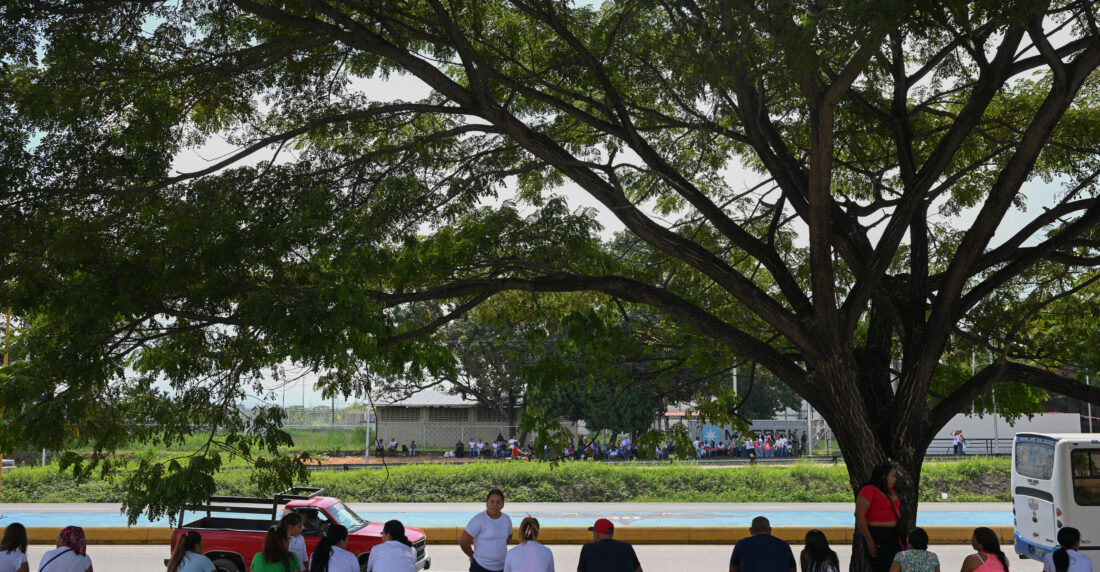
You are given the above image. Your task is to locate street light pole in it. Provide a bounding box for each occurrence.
[1089,374,1095,433]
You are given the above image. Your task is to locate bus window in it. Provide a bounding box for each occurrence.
[1071,449,1100,506]
[1016,441,1055,479]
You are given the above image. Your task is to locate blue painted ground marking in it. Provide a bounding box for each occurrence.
[0,510,1011,528]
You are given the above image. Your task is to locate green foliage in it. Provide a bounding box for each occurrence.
[0,458,1010,504]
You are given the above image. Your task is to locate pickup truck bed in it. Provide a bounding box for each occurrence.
[170,488,430,572]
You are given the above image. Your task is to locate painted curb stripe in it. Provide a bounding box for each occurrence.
[0,526,1011,545]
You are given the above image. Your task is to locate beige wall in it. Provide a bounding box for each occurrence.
[375,406,521,449]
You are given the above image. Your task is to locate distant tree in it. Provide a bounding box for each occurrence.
[373,313,534,436]
[734,364,804,421]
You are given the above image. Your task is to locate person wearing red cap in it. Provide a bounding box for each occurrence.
[577,518,642,572]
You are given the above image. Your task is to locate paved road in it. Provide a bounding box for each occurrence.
[21,542,1044,571]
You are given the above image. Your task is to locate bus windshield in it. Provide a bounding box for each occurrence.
[327,502,368,532]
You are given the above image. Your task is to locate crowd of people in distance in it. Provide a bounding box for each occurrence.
[377,429,816,462]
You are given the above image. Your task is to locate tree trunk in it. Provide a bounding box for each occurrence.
[812,365,928,572]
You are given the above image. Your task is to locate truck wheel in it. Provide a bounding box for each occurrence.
[212,558,241,572]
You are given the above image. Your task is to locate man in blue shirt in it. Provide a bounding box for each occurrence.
[730,516,797,572]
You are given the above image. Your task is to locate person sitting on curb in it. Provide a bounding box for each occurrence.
[730,516,796,572]
[577,518,642,572]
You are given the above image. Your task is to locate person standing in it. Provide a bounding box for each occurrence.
[503,517,554,572]
[577,518,642,572]
[459,488,512,572]
[891,528,939,572]
[1043,527,1091,572]
[39,526,93,572]
[855,462,904,572]
[0,522,28,572]
[281,511,308,571]
[729,516,796,572]
[364,521,416,572]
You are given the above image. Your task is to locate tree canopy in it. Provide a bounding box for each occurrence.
[4,1,1100,549]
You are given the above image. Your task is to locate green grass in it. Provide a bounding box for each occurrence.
[0,457,1011,504]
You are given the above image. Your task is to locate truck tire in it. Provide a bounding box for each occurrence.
[212,558,241,572]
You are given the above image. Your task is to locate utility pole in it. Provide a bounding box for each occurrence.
[989,351,998,454]
[3,297,10,496]
[1089,374,1095,433]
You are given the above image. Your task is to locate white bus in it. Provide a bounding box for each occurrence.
[1012,433,1100,561]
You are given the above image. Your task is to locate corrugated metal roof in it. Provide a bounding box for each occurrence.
[376,387,478,407]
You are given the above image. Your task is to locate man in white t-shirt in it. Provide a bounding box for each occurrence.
[459,488,512,572]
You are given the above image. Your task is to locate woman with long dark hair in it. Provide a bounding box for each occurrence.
[366,520,415,572]
[166,531,215,572]
[0,522,29,572]
[855,462,904,572]
[1042,527,1092,572]
[309,525,357,572]
[280,511,308,570]
[800,529,839,572]
[250,526,302,572]
[959,527,1009,572]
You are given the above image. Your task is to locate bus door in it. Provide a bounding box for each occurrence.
[1013,435,1057,559]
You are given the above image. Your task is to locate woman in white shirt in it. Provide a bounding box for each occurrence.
[1044,527,1093,572]
[365,521,416,572]
[0,522,29,572]
[460,489,512,572]
[308,525,359,572]
[504,517,554,572]
[38,525,92,572]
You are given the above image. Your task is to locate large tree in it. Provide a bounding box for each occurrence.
[4,0,1100,557]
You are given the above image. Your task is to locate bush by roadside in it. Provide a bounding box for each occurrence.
[0,457,1009,504]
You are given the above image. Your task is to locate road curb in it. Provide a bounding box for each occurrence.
[4,525,1010,545]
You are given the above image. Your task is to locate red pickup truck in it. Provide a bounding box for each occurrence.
[169,487,430,572]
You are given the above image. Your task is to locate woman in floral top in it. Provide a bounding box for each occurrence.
[891,528,941,572]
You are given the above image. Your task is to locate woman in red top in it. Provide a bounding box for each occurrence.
[855,462,903,572]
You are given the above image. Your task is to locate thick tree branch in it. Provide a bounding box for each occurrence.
[368,274,808,388]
